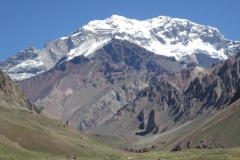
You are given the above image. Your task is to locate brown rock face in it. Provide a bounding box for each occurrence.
[230,88,240,105]
[93,52,240,137]
[94,38,180,75]
[172,85,240,151]
[136,109,158,136]
[0,68,38,112]
[18,39,184,132]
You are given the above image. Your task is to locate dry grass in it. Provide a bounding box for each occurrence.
[0,101,125,159]
[1,100,240,159]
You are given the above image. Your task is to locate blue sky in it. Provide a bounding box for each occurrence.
[0,0,240,61]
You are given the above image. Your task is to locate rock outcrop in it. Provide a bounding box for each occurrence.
[0,68,38,112]
[92,52,240,136]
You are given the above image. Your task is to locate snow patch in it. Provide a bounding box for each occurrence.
[66,37,111,60]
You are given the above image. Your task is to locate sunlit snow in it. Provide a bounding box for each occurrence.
[63,15,236,61]
[1,15,240,81]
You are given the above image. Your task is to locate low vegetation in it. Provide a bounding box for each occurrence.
[1,101,240,159]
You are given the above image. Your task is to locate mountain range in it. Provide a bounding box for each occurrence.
[17,41,240,150]
[0,15,239,81]
[1,15,240,157]
[18,39,184,131]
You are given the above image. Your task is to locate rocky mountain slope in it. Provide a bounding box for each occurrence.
[2,65,240,160]
[2,97,240,160]
[1,15,239,81]
[171,89,240,151]
[91,51,240,140]
[16,36,240,150]
[18,39,184,132]
[0,68,38,112]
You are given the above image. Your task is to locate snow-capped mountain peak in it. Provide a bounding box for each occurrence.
[1,15,239,81]
[69,15,235,61]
